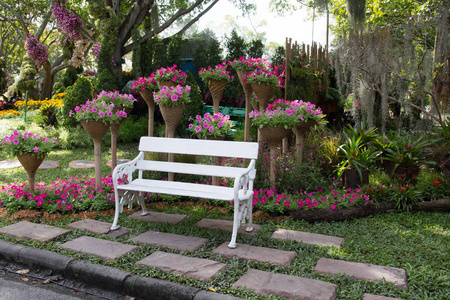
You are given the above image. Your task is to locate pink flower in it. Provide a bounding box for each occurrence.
[33,146,39,152]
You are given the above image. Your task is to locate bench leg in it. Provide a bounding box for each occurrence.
[245,197,254,232]
[228,200,241,249]
[110,188,121,231]
[137,192,149,216]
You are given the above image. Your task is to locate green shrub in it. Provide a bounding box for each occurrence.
[175,71,203,137]
[94,69,119,94]
[117,116,148,143]
[61,76,93,127]
[62,66,79,88]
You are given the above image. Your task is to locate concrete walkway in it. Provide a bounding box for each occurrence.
[0,212,407,300]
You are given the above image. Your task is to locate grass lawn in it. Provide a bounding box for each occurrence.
[0,144,449,299]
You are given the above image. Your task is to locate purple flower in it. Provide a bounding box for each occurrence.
[33,146,39,152]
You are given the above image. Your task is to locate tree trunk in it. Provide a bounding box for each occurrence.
[289,199,450,222]
[41,62,52,100]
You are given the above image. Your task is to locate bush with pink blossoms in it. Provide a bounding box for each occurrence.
[24,35,49,70]
[153,65,187,85]
[188,112,234,139]
[229,57,271,71]
[132,75,158,92]
[1,131,57,159]
[198,63,234,83]
[51,0,82,41]
[153,84,191,107]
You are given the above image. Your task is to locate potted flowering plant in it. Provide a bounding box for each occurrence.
[198,63,234,84]
[244,68,279,89]
[71,96,132,125]
[229,57,270,71]
[132,75,158,92]
[188,112,235,139]
[132,75,158,136]
[1,130,58,192]
[153,65,187,88]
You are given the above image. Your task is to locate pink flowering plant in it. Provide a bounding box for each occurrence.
[153,84,191,107]
[249,99,324,129]
[1,131,58,159]
[198,63,234,84]
[230,57,271,71]
[188,112,235,139]
[132,75,158,92]
[153,65,187,85]
[244,68,279,89]
[71,92,135,124]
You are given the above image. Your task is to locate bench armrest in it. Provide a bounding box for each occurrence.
[112,152,144,187]
[233,159,256,201]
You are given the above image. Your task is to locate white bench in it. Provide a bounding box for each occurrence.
[111,136,259,249]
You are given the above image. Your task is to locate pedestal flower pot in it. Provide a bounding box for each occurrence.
[293,120,316,163]
[17,153,45,193]
[159,104,185,181]
[208,80,227,114]
[81,120,110,188]
[260,126,291,189]
[251,83,275,112]
[110,107,132,170]
[140,90,155,137]
[236,69,253,142]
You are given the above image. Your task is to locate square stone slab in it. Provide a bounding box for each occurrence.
[233,268,337,300]
[129,230,208,252]
[196,218,261,236]
[271,229,344,248]
[129,211,188,224]
[136,251,227,281]
[0,221,70,242]
[60,236,139,260]
[315,258,408,289]
[0,160,21,169]
[364,294,404,300]
[108,226,132,238]
[68,219,111,234]
[213,242,296,266]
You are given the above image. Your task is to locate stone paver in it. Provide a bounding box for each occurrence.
[129,211,188,224]
[136,251,227,281]
[106,159,130,168]
[364,294,404,300]
[0,221,70,242]
[69,160,95,169]
[68,219,111,234]
[108,226,132,238]
[196,218,261,236]
[60,236,139,260]
[315,258,408,289]
[233,268,337,300]
[0,160,21,169]
[129,230,208,252]
[213,242,296,266]
[38,160,60,170]
[271,229,344,248]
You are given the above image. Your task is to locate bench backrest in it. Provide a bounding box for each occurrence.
[138,137,258,159]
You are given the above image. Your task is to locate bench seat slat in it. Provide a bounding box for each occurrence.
[139,137,258,159]
[136,160,248,178]
[117,179,235,201]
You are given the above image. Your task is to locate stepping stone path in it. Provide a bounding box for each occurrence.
[69,160,95,169]
[0,160,22,169]
[60,236,139,260]
[129,211,188,224]
[0,215,409,299]
[68,219,131,237]
[196,218,261,236]
[136,251,227,281]
[0,221,70,242]
[233,268,337,300]
[213,242,296,266]
[364,294,404,300]
[271,228,344,248]
[315,258,408,289]
[106,159,131,168]
[129,230,208,252]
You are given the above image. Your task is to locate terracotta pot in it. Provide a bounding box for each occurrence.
[208,80,227,114]
[342,168,369,189]
[17,153,45,193]
[140,90,156,137]
[157,80,177,90]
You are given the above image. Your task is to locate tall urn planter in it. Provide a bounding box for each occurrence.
[81,120,110,188]
[140,90,155,137]
[208,79,228,114]
[251,83,275,147]
[157,81,177,90]
[236,70,253,142]
[17,153,45,194]
[293,120,316,163]
[159,104,185,181]
[260,126,291,189]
